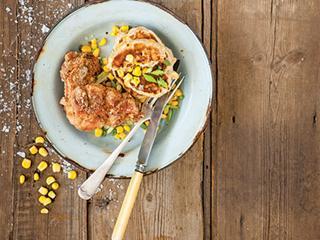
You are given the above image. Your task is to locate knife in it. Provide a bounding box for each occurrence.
[111,93,169,240]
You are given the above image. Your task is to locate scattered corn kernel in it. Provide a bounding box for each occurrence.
[19,174,26,184]
[111,26,120,36]
[125,54,134,62]
[120,25,129,33]
[132,66,141,76]
[29,145,38,155]
[95,128,103,137]
[103,65,109,72]
[38,147,48,157]
[37,161,48,172]
[118,132,126,140]
[81,45,92,53]
[38,196,47,205]
[33,172,40,181]
[48,190,56,199]
[164,105,170,114]
[52,163,61,173]
[51,182,60,190]
[123,73,133,82]
[161,114,167,119]
[43,197,52,206]
[102,57,108,65]
[35,136,45,144]
[68,170,77,180]
[40,208,49,214]
[46,176,56,185]
[127,67,133,72]
[175,89,183,97]
[107,73,115,80]
[22,158,32,169]
[116,126,124,134]
[91,38,98,49]
[131,77,140,87]
[116,69,124,78]
[114,134,121,140]
[145,121,150,126]
[93,48,100,57]
[99,37,107,46]
[38,186,49,195]
[171,100,179,107]
[123,125,131,132]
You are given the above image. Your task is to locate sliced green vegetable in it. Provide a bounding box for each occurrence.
[151,69,164,76]
[111,128,117,135]
[141,123,147,129]
[166,109,173,123]
[157,78,168,88]
[146,67,153,73]
[106,127,114,135]
[143,74,157,83]
[111,80,117,88]
[96,72,108,84]
[179,95,185,100]
[163,59,171,66]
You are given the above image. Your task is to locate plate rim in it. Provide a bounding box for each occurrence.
[31,0,213,178]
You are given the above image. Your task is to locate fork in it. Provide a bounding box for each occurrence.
[78,77,184,200]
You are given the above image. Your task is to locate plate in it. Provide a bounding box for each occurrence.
[32,0,212,177]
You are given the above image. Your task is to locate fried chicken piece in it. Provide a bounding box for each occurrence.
[60,52,142,131]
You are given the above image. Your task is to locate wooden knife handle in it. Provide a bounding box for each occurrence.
[112,171,144,240]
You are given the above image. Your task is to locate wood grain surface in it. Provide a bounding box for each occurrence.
[0,0,319,239]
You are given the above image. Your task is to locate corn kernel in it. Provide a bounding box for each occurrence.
[42,197,52,206]
[161,114,167,119]
[81,45,92,53]
[35,136,45,144]
[131,77,140,87]
[38,186,48,195]
[46,176,56,186]
[51,182,60,190]
[142,68,149,74]
[95,128,103,137]
[123,73,133,82]
[52,163,61,173]
[103,65,109,72]
[68,170,77,180]
[120,25,129,33]
[116,69,124,78]
[111,26,120,36]
[102,57,108,65]
[127,67,133,72]
[38,147,48,157]
[119,132,126,140]
[171,100,179,107]
[116,126,124,134]
[29,145,38,155]
[164,105,170,114]
[19,174,26,184]
[38,196,47,205]
[48,191,56,199]
[114,134,121,140]
[107,73,115,80]
[175,89,183,97]
[93,48,100,57]
[125,54,134,63]
[145,121,150,126]
[33,172,40,181]
[91,38,98,50]
[123,125,131,132]
[37,161,48,172]
[22,158,32,169]
[132,66,141,76]
[40,208,49,214]
[99,37,107,46]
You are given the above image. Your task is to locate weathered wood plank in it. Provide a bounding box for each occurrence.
[88,0,205,239]
[215,0,320,239]
[10,1,87,239]
[0,1,18,239]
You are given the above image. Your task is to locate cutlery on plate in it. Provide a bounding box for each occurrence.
[111,91,170,240]
[78,77,184,200]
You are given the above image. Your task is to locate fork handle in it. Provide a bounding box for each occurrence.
[112,171,143,240]
[78,118,146,200]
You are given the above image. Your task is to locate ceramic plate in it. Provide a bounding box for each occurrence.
[32,0,212,177]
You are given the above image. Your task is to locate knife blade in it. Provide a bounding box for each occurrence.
[135,93,169,172]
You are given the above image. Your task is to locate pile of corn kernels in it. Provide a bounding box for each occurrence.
[18,136,78,214]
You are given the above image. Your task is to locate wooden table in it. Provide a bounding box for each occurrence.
[1,0,319,239]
